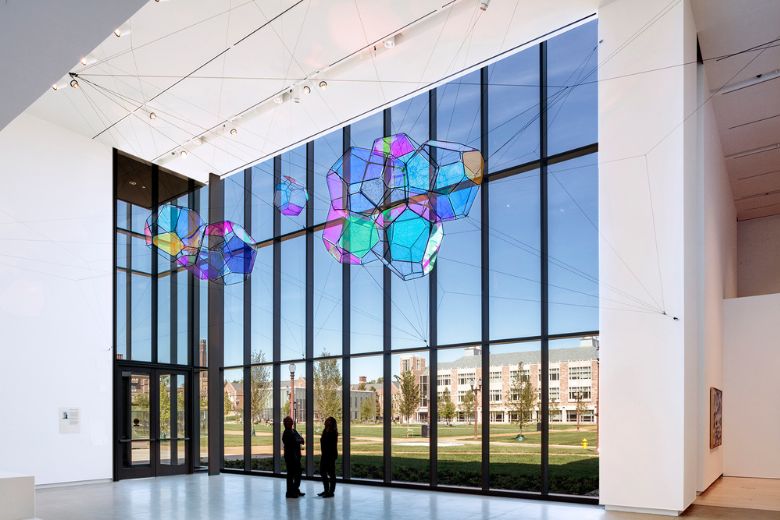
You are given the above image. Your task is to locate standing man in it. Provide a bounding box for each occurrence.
[282,416,305,498]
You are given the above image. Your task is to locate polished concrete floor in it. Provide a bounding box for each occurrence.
[35,474,780,520]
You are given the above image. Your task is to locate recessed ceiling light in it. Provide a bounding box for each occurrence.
[80,57,88,66]
[69,79,79,89]
[180,150,188,159]
[273,95,284,104]
[114,28,122,37]
[141,185,147,189]
[383,36,396,49]
[129,181,137,186]
[302,85,311,95]
[479,0,490,11]
[149,112,157,120]
[230,128,238,136]
[318,80,328,90]
[51,84,60,91]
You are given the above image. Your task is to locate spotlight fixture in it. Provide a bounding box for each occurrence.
[302,85,312,95]
[180,150,188,159]
[69,79,79,89]
[51,84,60,91]
[479,0,490,11]
[113,26,130,38]
[318,80,328,90]
[383,35,396,49]
[113,28,122,37]
[230,128,238,136]
[80,57,88,66]
[149,112,157,120]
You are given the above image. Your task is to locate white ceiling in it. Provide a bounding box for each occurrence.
[26,0,599,183]
[0,0,147,131]
[693,0,780,221]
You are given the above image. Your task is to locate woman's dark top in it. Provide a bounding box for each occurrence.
[283,428,304,462]
[320,430,338,462]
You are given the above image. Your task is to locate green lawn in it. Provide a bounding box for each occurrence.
[222,420,598,495]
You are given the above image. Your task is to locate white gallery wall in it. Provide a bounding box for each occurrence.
[598,0,739,514]
[722,293,780,478]
[737,214,780,297]
[695,66,737,493]
[0,113,113,485]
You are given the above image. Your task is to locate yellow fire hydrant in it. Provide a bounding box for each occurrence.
[581,438,588,449]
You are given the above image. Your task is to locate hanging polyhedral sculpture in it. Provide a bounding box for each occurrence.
[187,220,256,285]
[274,175,309,216]
[144,204,205,266]
[145,204,256,285]
[322,133,483,280]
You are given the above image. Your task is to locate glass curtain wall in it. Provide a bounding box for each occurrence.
[115,19,600,499]
[114,152,209,472]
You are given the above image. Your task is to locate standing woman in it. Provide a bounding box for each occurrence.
[282,416,305,498]
[318,416,338,497]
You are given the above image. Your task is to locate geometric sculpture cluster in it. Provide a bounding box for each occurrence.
[274,175,308,217]
[323,133,483,280]
[145,204,256,285]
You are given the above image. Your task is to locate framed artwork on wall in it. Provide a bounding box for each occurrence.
[710,387,723,449]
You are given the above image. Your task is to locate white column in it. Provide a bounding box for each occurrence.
[598,0,699,515]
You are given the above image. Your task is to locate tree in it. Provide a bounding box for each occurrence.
[574,391,588,431]
[282,400,290,418]
[394,370,420,424]
[549,397,560,423]
[508,363,536,434]
[461,389,476,425]
[224,389,233,419]
[359,396,376,422]
[374,389,381,423]
[314,354,342,421]
[439,388,456,426]
[250,353,271,430]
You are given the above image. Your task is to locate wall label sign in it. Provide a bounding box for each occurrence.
[59,407,81,434]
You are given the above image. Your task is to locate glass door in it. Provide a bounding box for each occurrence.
[116,368,191,479]
[157,371,189,476]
